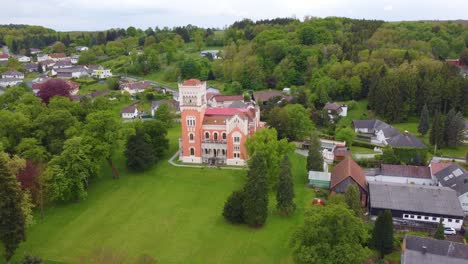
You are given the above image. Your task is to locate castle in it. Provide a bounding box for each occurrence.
[179,79,264,166]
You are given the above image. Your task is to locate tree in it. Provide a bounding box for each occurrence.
[291,204,370,264]
[37,79,71,104]
[430,111,445,148]
[141,120,169,162]
[372,210,394,259]
[106,78,120,90]
[307,132,324,172]
[382,146,400,164]
[335,127,355,146]
[0,152,26,263]
[344,184,362,217]
[434,219,445,240]
[193,31,204,51]
[222,190,245,224]
[276,155,295,216]
[82,111,122,179]
[78,50,97,65]
[154,103,175,128]
[243,153,269,227]
[444,109,465,147]
[245,128,295,188]
[52,41,65,53]
[44,137,97,202]
[417,104,430,135]
[125,128,155,171]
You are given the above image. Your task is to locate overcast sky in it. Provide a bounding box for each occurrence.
[1,0,468,31]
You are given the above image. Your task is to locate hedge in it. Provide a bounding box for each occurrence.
[352,139,380,149]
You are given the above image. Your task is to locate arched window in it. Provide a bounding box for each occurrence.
[189,133,194,141]
[222,133,226,140]
[205,132,210,139]
[214,132,218,140]
[190,148,195,156]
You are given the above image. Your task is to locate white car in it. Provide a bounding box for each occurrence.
[444,227,456,235]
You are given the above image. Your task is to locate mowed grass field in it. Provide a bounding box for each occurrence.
[13,126,310,263]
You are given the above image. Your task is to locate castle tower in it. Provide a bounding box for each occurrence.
[179,79,207,163]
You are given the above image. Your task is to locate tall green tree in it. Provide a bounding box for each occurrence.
[243,153,269,227]
[372,210,394,259]
[307,132,323,172]
[444,109,465,147]
[125,128,156,171]
[276,155,295,216]
[0,153,26,263]
[154,103,175,128]
[291,204,370,264]
[417,104,430,135]
[344,184,362,217]
[434,219,445,240]
[335,127,356,146]
[44,137,97,202]
[429,111,445,148]
[222,190,245,224]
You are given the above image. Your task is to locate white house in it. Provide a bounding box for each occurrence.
[282,87,291,94]
[55,66,89,79]
[37,54,49,62]
[323,102,348,120]
[75,46,89,52]
[121,105,140,119]
[433,163,468,215]
[120,80,151,95]
[365,164,435,185]
[0,78,22,88]
[2,70,24,79]
[200,50,220,59]
[70,55,80,64]
[30,48,42,55]
[14,55,31,63]
[48,53,67,61]
[88,65,112,79]
[0,54,9,61]
[208,94,244,107]
[52,60,73,70]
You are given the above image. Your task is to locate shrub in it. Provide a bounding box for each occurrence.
[222,190,245,224]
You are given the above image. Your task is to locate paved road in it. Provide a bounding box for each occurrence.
[432,156,466,163]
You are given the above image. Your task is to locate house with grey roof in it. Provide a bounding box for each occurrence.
[368,182,464,230]
[323,102,347,120]
[352,119,426,149]
[2,69,24,79]
[402,235,468,264]
[151,99,180,116]
[433,164,468,215]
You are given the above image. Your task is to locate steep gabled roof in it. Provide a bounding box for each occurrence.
[387,132,427,148]
[434,164,468,195]
[403,235,468,264]
[430,162,453,175]
[323,102,342,111]
[121,104,138,114]
[330,157,367,191]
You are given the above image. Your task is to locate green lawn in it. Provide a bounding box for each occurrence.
[14,126,310,263]
[350,146,376,154]
[78,82,108,95]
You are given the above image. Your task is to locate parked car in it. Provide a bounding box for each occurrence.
[444,227,456,235]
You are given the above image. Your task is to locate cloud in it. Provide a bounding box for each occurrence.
[0,0,467,31]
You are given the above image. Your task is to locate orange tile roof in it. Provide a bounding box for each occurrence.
[183,79,202,86]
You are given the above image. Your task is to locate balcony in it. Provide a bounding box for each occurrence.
[202,139,227,144]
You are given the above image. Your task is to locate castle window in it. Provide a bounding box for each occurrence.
[189,133,194,141]
[214,132,218,140]
[205,132,210,139]
[190,148,195,156]
[234,137,240,143]
[222,133,226,140]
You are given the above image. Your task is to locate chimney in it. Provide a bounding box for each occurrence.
[422,246,427,254]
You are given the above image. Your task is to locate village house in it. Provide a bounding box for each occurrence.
[252,90,292,105]
[36,54,49,62]
[200,50,220,59]
[40,59,56,70]
[0,78,23,88]
[298,138,349,162]
[151,99,180,117]
[52,60,73,70]
[14,55,31,63]
[75,46,89,52]
[121,104,140,119]
[179,79,265,166]
[401,235,468,264]
[365,164,435,185]
[206,87,220,94]
[88,65,112,79]
[120,80,152,95]
[32,78,80,95]
[30,48,42,55]
[0,54,9,61]
[323,102,348,120]
[208,95,244,107]
[70,55,80,64]
[352,119,426,148]
[23,63,39,73]
[368,182,464,230]
[55,66,89,79]
[446,59,468,78]
[2,70,24,79]
[432,163,468,215]
[308,171,331,188]
[330,157,368,205]
[48,53,67,61]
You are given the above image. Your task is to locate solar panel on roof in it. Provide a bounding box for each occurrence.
[453,169,463,177]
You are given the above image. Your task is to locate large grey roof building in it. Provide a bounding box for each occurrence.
[402,235,468,264]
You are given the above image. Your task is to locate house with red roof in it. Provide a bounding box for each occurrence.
[330,157,368,205]
[48,53,67,61]
[0,54,9,61]
[179,79,265,166]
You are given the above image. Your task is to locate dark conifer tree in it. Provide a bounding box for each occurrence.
[243,153,268,227]
[0,154,26,263]
[417,104,430,135]
[434,219,445,240]
[307,132,323,172]
[222,190,245,224]
[125,129,156,171]
[429,111,445,148]
[372,210,394,259]
[276,155,295,216]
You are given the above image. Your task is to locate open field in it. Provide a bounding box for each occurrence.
[13,126,311,263]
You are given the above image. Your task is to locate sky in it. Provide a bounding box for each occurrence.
[1,0,468,31]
